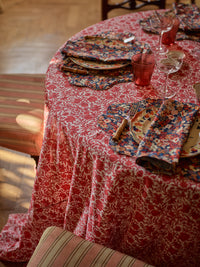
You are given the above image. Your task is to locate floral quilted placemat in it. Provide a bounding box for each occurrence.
[98,98,200,182]
[59,32,151,90]
[58,57,133,90]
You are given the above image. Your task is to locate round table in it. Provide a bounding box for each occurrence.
[0,10,200,267]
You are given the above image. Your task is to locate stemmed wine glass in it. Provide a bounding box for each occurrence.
[150,12,173,53]
[155,51,183,99]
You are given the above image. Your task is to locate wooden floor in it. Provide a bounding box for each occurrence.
[0,0,199,266]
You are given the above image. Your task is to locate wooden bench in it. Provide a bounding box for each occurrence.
[0,74,45,166]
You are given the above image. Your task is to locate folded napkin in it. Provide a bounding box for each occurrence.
[59,32,151,90]
[98,99,200,181]
[61,32,147,62]
[98,99,162,156]
[173,3,200,33]
[135,99,200,175]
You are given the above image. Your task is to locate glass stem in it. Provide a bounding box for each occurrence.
[164,73,169,99]
[159,31,163,50]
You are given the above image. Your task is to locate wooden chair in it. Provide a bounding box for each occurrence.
[0,74,45,166]
[102,0,166,20]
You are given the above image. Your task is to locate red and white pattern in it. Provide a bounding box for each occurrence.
[0,10,200,266]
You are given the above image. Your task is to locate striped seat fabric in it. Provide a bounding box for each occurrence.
[27,226,154,267]
[0,74,45,162]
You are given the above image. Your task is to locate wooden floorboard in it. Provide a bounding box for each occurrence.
[0,0,197,73]
[0,0,199,265]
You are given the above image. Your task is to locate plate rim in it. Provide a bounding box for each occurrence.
[70,57,129,70]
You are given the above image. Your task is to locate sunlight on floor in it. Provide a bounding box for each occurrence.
[1,168,21,184]
[0,146,36,232]
[0,147,33,165]
[0,183,22,200]
[0,146,36,266]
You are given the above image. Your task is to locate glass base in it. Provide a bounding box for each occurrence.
[153,46,168,55]
[164,91,176,99]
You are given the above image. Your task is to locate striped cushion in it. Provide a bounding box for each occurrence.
[27,226,154,267]
[0,74,45,156]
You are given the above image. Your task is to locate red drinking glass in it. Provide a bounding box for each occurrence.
[162,17,180,45]
[132,53,155,86]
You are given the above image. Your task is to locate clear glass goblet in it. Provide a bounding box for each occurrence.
[155,51,183,99]
[150,12,173,53]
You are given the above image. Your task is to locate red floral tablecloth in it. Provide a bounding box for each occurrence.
[0,10,200,267]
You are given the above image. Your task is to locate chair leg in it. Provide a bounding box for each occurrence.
[0,0,4,14]
[102,0,109,20]
[129,0,136,9]
[159,0,165,9]
[31,155,39,168]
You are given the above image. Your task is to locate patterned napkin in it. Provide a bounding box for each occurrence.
[61,32,147,62]
[59,32,150,90]
[174,3,200,33]
[139,4,200,42]
[135,99,199,175]
[98,99,159,156]
[98,98,200,181]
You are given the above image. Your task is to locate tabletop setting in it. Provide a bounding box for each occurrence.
[1,2,200,267]
[58,2,200,181]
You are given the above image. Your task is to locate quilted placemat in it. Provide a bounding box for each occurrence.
[98,98,200,181]
[59,57,133,90]
[59,31,151,90]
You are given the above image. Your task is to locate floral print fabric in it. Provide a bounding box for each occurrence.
[1,10,200,266]
[59,32,150,90]
[98,98,200,180]
[136,99,200,175]
[98,98,161,156]
[61,32,147,62]
[174,3,200,33]
[59,58,133,90]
